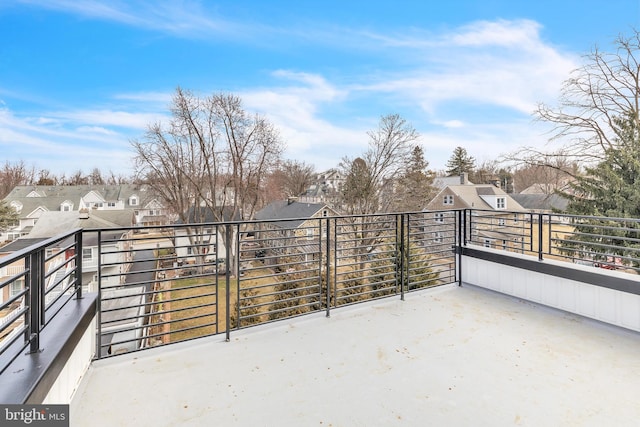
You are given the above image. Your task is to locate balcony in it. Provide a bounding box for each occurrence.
[1,210,640,425]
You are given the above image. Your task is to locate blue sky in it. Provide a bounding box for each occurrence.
[0,1,638,176]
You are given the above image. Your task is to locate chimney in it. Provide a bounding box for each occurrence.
[460,173,468,185]
[287,196,298,205]
[79,208,90,219]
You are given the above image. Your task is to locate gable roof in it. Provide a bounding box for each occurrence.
[3,184,160,214]
[255,201,329,228]
[27,209,135,238]
[428,184,526,211]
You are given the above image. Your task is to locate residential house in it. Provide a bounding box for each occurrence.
[1,184,170,243]
[299,169,344,204]
[424,178,527,251]
[17,209,135,294]
[254,199,336,264]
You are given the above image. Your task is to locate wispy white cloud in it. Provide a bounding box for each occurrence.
[18,0,245,38]
[0,13,582,172]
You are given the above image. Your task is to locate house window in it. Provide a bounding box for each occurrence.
[502,240,507,249]
[513,214,519,224]
[443,195,454,205]
[306,228,314,238]
[434,212,444,223]
[483,239,492,248]
[496,197,506,209]
[82,248,93,261]
[107,202,116,208]
[433,232,443,243]
[498,218,506,226]
[322,210,328,217]
[130,196,138,206]
[10,279,24,298]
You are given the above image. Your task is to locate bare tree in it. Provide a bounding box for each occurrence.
[132,87,283,274]
[0,161,34,198]
[340,114,417,215]
[88,168,105,185]
[511,152,578,193]
[278,160,316,197]
[527,30,640,164]
[339,114,419,269]
[36,169,56,186]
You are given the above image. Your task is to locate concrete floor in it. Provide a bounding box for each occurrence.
[71,284,640,426]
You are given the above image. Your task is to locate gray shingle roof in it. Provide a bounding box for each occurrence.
[510,194,569,212]
[255,201,328,228]
[3,184,159,216]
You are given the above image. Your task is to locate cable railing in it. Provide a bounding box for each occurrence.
[4,208,640,371]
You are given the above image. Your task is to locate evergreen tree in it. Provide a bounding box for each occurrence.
[445,147,475,176]
[560,112,640,266]
[0,201,18,232]
[390,146,436,211]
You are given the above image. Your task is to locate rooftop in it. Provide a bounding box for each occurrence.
[71,283,640,426]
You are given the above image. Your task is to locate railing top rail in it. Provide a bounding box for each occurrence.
[0,228,82,269]
[84,209,465,234]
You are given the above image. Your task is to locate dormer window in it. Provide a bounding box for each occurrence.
[496,197,506,209]
[130,195,139,206]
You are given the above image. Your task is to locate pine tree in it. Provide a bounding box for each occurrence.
[390,146,436,212]
[445,147,475,176]
[0,201,18,232]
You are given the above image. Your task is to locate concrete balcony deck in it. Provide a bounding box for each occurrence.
[71,283,640,426]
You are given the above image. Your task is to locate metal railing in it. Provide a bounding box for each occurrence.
[93,211,461,357]
[4,208,640,371]
[463,209,640,272]
[0,229,82,374]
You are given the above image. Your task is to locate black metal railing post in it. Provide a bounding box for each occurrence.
[225,224,232,342]
[457,210,463,286]
[26,250,43,354]
[325,217,331,317]
[398,214,405,301]
[75,230,83,299]
[538,213,544,261]
[95,230,103,359]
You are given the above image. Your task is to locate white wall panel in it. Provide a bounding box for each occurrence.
[463,251,640,333]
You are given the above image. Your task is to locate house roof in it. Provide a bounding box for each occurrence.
[176,206,241,225]
[0,238,49,254]
[255,200,329,228]
[433,174,473,189]
[3,184,160,215]
[27,210,135,238]
[510,193,569,212]
[446,185,525,211]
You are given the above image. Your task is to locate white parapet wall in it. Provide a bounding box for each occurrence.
[461,246,640,332]
[43,315,96,404]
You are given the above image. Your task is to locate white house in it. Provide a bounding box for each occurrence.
[1,184,170,243]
